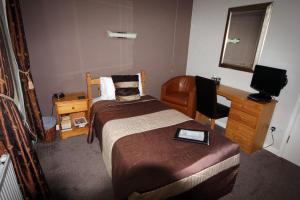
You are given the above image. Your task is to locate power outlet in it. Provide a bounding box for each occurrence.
[270,126,276,132]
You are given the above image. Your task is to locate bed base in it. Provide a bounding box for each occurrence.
[168,165,239,200]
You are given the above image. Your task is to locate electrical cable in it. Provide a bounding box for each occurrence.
[263,128,275,148]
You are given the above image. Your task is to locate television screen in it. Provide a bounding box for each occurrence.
[250,65,287,97]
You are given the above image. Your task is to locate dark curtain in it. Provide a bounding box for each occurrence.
[0,8,49,200]
[6,0,45,140]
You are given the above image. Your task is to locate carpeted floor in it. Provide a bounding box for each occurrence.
[37,135,300,200]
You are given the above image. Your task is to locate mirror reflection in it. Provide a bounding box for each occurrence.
[219,3,272,72]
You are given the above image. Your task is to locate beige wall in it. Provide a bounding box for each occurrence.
[21,0,193,115]
[187,0,300,153]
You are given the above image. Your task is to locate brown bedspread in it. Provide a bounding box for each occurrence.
[89,96,239,200]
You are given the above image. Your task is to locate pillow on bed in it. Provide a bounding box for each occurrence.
[111,75,141,101]
[99,77,116,100]
[137,73,144,96]
[94,73,144,103]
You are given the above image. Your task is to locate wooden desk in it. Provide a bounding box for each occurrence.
[217,85,276,154]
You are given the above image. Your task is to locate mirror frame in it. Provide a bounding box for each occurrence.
[219,2,273,73]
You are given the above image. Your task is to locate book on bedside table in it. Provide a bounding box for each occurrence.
[73,117,88,128]
[61,115,72,130]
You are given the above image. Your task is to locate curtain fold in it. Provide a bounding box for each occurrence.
[0,4,49,199]
[6,0,45,140]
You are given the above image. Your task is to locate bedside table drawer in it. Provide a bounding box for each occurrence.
[57,102,88,114]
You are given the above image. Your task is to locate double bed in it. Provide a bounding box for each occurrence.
[86,71,240,200]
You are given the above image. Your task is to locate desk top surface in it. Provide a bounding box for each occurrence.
[217,85,249,100]
[217,84,277,104]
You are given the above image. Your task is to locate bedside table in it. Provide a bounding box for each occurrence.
[53,92,89,140]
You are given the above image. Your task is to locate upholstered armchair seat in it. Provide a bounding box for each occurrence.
[161,76,196,118]
[163,91,189,106]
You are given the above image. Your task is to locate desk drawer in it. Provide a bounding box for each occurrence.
[226,119,255,140]
[231,100,262,116]
[232,133,254,154]
[226,119,255,153]
[229,108,258,129]
[57,102,87,114]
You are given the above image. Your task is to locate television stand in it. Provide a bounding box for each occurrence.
[248,92,272,103]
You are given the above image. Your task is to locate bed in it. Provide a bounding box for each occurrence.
[86,71,240,200]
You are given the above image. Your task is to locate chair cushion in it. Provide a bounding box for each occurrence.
[214,103,230,119]
[162,91,189,106]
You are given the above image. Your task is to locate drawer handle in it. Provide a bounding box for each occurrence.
[72,107,75,109]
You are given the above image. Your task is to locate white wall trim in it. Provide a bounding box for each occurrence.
[278,93,300,157]
[264,146,280,156]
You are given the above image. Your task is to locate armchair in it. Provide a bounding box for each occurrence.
[161,76,196,118]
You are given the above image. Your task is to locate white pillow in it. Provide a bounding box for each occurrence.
[137,73,145,96]
[92,96,104,104]
[99,77,115,100]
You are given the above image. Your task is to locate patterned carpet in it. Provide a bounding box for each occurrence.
[37,135,300,200]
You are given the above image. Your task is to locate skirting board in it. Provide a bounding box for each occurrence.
[264,146,280,156]
[216,120,226,128]
[216,120,280,156]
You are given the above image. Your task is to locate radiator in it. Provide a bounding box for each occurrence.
[0,154,23,200]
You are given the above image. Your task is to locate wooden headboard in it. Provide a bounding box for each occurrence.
[85,71,146,108]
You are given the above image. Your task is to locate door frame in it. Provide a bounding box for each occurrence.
[279,93,300,158]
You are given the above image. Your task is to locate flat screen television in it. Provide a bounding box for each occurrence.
[248,65,287,102]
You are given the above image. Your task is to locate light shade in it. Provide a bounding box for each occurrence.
[107,31,137,39]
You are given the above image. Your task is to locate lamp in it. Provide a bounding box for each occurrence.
[107,31,137,39]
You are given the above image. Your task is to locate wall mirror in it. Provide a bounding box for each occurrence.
[219,3,272,72]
